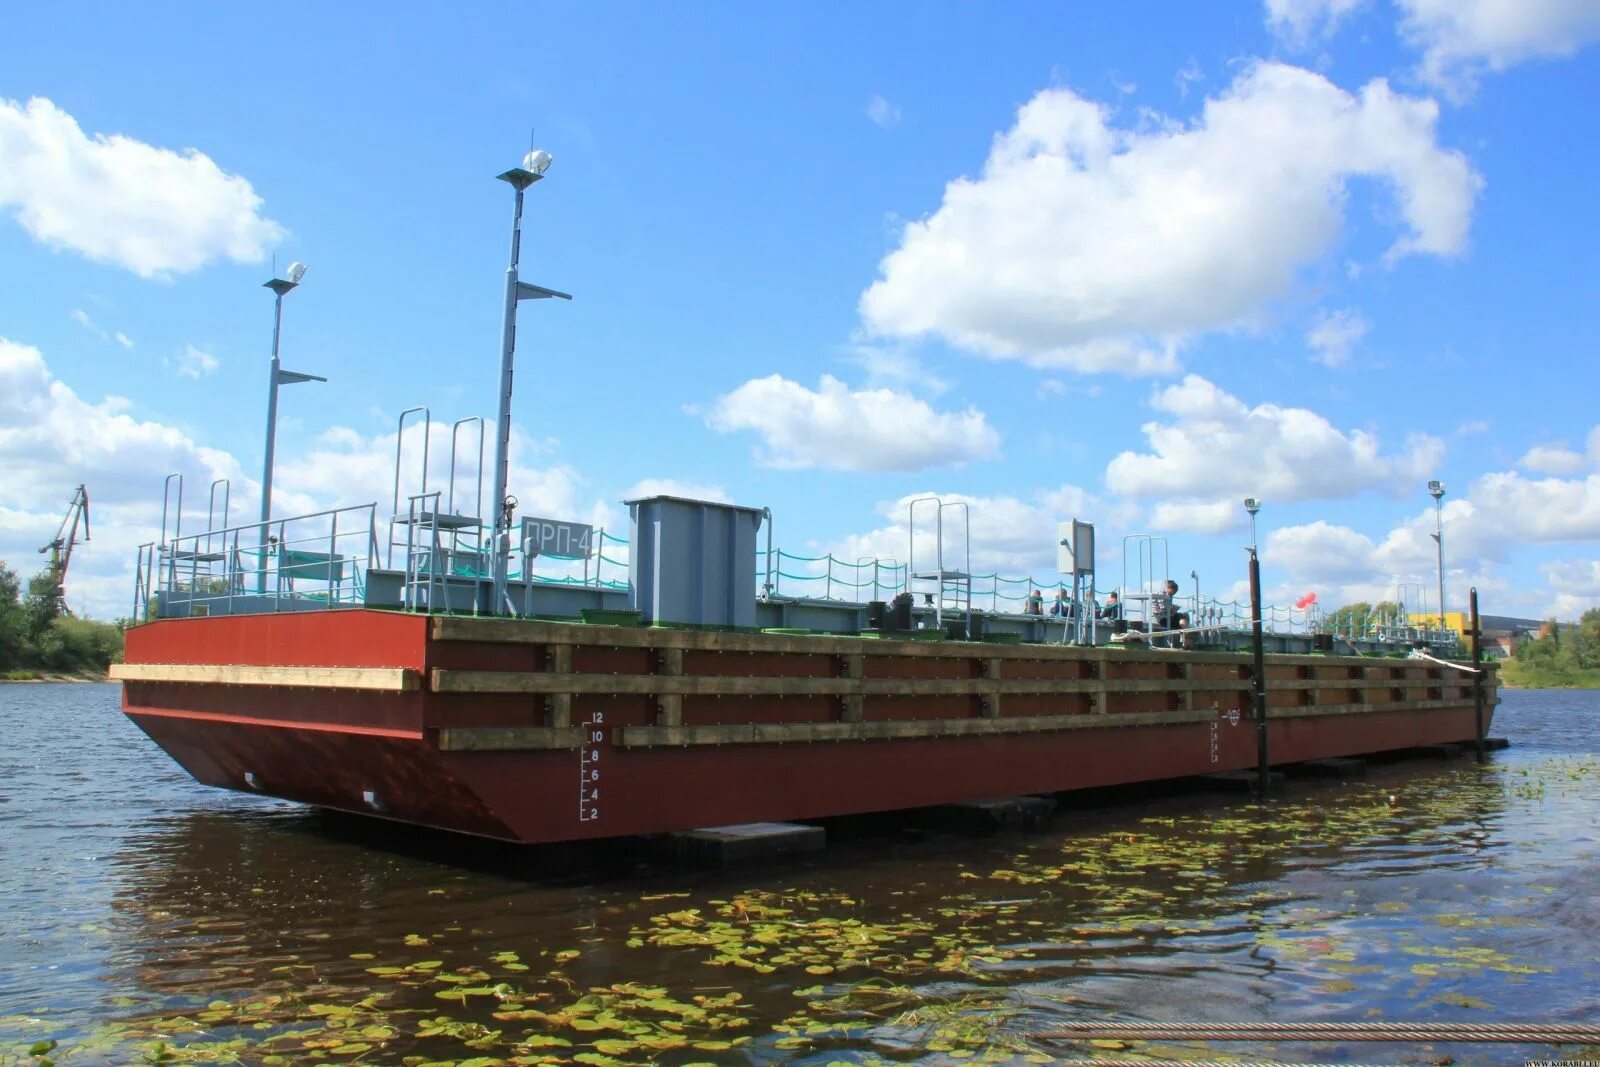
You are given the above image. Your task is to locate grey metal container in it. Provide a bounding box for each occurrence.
[626,495,766,628]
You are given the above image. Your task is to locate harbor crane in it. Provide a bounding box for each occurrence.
[38,484,90,616]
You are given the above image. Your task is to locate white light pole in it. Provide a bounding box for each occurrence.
[258,263,326,592]
[1428,480,1446,632]
[1244,497,1262,554]
[489,150,571,613]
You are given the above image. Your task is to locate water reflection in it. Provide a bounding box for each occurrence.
[2,686,1597,1065]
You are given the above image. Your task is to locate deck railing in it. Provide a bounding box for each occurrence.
[133,504,379,620]
[130,503,1457,649]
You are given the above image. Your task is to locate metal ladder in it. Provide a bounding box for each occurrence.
[908,496,972,637]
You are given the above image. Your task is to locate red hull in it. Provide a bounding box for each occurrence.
[118,610,1497,844]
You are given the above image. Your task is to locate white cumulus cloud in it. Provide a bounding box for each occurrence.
[0,97,284,278]
[1149,499,1244,535]
[0,340,617,617]
[1266,0,1371,46]
[1106,373,1444,505]
[1265,461,1600,619]
[826,485,1113,591]
[1518,442,1588,475]
[1265,0,1600,96]
[1264,519,1380,583]
[1306,307,1370,367]
[621,478,730,504]
[1401,0,1600,95]
[859,62,1479,374]
[0,338,253,618]
[701,374,1000,472]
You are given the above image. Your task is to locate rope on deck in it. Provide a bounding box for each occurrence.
[1032,1021,1600,1043]
[1110,623,1229,643]
[1406,649,1483,673]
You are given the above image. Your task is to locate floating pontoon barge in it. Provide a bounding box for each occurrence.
[111,158,1496,844]
[115,600,1496,843]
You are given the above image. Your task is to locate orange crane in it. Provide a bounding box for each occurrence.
[38,484,90,616]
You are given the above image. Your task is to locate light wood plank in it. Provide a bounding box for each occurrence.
[436,726,585,751]
[111,662,418,691]
[430,669,1260,698]
[617,708,1213,747]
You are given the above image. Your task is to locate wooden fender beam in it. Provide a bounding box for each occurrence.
[616,709,1215,748]
[111,663,419,691]
[429,669,1256,698]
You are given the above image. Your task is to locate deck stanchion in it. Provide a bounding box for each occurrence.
[1249,549,1269,798]
[1470,586,1485,763]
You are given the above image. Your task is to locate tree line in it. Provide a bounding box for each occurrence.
[1503,608,1600,687]
[0,562,124,678]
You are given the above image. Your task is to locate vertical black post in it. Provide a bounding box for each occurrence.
[1469,586,1485,763]
[1250,550,1269,798]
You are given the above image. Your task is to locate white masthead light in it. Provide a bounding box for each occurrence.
[524,149,553,175]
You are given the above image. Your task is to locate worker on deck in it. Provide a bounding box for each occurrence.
[1025,589,1043,615]
[1152,579,1189,647]
[1050,588,1073,619]
[1100,591,1122,621]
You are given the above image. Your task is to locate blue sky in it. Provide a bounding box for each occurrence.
[2,1,1598,621]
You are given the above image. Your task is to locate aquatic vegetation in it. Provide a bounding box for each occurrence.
[5,726,1598,1067]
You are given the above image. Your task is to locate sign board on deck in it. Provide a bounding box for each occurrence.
[1057,520,1095,576]
[521,517,594,559]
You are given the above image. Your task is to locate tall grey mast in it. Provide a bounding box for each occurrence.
[1428,480,1446,631]
[490,150,571,612]
[258,263,325,593]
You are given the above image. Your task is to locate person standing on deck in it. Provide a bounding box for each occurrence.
[1152,579,1189,647]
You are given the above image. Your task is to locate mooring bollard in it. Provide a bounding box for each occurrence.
[1249,549,1269,798]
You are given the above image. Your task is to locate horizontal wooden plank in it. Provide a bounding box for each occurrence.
[111,662,419,691]
[435,726,586,751]
[616,708,1214,747]
[430,615,1472,672]
[431,669,1265,698]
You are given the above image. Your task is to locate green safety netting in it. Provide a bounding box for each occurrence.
[507,536,1375,630]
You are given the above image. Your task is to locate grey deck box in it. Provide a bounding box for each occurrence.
[626,495,765,628]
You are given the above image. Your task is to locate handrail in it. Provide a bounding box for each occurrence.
[136,502,379,621]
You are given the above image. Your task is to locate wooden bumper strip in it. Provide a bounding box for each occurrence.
[436,726,587,751]
[111,663,419,691]
[616,709,1214,747]
[431,669,1270,698]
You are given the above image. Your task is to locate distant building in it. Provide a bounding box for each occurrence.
[1421,612,1545,658]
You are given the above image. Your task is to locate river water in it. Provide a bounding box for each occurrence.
[1,684,1596,1066]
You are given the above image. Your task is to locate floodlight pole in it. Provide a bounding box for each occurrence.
[258,276,325,593]
[490,160,570,614]
[1429,481,1446,635]
[1244,498,1261,554]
